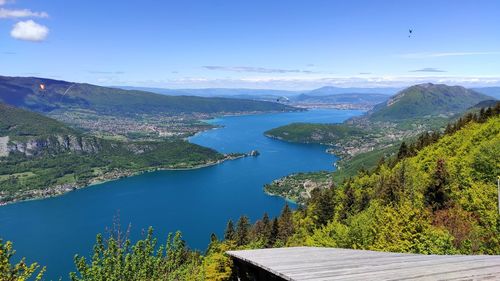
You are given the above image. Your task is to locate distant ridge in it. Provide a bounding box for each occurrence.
[0,76,297,116]
[308,86,399,96]
[473,87,500,99]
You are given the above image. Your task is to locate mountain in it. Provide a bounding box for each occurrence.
[119,86,399,106]
[0,103,226,204]
[118,86,301,97]
[0,76,297,116]
[308,86,399,96]
[293,93,389,104]
[473,87,500,99]
[369,83,493,121]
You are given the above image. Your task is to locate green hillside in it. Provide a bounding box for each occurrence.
[0,76,297,116]
[0,104,225,204]
[369,83,492,121]
[0,103,76,136]
[265,122,364,144]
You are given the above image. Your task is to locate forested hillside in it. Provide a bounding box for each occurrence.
[0,103,225,204]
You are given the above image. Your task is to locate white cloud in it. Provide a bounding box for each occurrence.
[10,20,49,41]
[409,67,446,73]
[399,52,500,59]
[203,65,316,74]
[0,8,48,18]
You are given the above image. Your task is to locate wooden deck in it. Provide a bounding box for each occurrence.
[227,247,500,280]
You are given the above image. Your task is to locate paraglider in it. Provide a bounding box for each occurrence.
[39,83,46,91]
[408,29,413,38]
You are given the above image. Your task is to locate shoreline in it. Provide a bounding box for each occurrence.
[0,154,248,207]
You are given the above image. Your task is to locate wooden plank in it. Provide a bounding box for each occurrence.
[227,247,500,281]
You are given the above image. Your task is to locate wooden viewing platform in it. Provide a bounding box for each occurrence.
[227,247,500,280]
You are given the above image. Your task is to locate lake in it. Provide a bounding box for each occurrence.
[0,109,362,280]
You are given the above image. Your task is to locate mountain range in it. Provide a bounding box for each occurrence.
[0,76,296,116]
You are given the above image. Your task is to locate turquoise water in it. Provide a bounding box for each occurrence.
[0,109,362,280]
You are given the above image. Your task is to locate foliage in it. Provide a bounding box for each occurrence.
[70,228,203,281]
[0,239,45,281]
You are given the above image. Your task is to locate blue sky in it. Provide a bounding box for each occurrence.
[1,0,499,89]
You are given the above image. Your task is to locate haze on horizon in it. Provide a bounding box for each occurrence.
[1,0,500,90]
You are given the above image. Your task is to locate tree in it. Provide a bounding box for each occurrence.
[261,213,272,241]
[224,220,235,241]
[0,239,45,281]
[397,141,409,160]
[340,181,356,220]
[425,159,450,211]
[278,204,294,242]
[267,218,279,248]
[252,213,272,242]
[310,188,336,226]
[235,216,250,246]
[206,233,219,254]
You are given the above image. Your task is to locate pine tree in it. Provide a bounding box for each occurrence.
[224,220,235,241]
[310,188,335,226]
[425,158,450,211]
[206,233,219,254]
[235,216,250,246]
[341,182,356,220]
[397,141,409,160]
[261,213,272,241]
[267,218,279,248]
[251,220,264,241]
[278,204,294,242]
